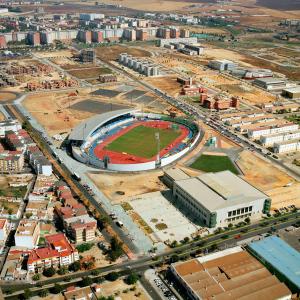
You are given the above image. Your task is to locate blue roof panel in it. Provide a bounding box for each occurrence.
[249,236,300,289]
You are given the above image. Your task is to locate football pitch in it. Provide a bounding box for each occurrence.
[190,154,239,174]
[104,125,181,159]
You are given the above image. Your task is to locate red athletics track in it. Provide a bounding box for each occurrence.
[93,120,189,164]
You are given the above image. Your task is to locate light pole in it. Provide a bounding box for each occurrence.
[155,132,160,164]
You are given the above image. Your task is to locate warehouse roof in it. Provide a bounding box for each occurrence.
[174,171,268,211]
[254,77,286,84]
[68,109,136,141]
[171,247,292,300]
[248,236,300,289]
[283,86,300,93]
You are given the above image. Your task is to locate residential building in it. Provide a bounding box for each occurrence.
[172,170,270,228]
[171,246,292,300]
[15,220,40,249]
[0,219,9,243]
[248,123,299,139]
[273,139,300,153]
[260,130,300,147]
[0,35,6,48]
[27,32,40,46]
[0,151,24,173]
[27,233,79,273]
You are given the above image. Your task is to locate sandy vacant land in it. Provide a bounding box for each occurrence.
[144,75,182,97]
[95,45,151,62]
[0,92,17,102]
[88,170,165,204]
[237,151,300,209]
[98,279,150,300]
[33,49,74,59]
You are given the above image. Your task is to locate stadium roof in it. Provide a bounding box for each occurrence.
[68,109,136,141]
[174,171,268,211]
[249,236,300,289]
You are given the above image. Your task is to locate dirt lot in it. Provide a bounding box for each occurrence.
[88,170,166,204]
[95,45,151,62]
[97,279,150,300]
[217,83,275,105]
[23,88,99,136]
[68,67,112,79]
[33,49,74,59]
[144,75,182,97]
[237,151,300,209]
[0,92,17,102]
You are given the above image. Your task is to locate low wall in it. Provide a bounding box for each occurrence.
[107,161,156,171]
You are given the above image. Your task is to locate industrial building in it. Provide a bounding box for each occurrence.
[282,86,300,99]
[171,246,292,300]
[208,59,237,72]
[248,236,300,293]
[168,170,270,228]
[253,78,296,92]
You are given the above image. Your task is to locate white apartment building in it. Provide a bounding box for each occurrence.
[273,139,300,154]
[248,123,299,140]
[0,219,9,243]
[14,220,40,249]
[260,130,300,147]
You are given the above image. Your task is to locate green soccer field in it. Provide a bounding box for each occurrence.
[190,154,239,174]
[104,125,181,159]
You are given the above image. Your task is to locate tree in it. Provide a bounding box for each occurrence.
[50,283,63,294]
[69,261,81,272]
[91,269,100,276]
[125,272,139,285]
[105,272,119,281]
[25,212,33,219]
[38,289,49,298]
[80,276,93,287]
[244,217,251,224]
[108,237,123,262]
[32,273,40,281]
[43,267,56,277]
[169,254,179,263]
[57,266,68,275]
[228,223,233,229]
[23,289,32,300]
[170,240,178,248]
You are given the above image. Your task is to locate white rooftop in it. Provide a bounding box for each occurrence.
[175,171,268,211]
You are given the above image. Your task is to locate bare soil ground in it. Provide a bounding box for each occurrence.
[23,88,98,136]
[67,67,112,79]
[0,92,17,102]
[143,75,182,97]
[98,279,150,300]
[95,45,151,62]
[237,151,300,209]
[87,170,166,204]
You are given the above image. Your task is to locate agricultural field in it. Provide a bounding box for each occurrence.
[190,154,239,174]
[105,125,181,158]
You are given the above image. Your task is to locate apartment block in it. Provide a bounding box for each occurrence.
[15,220,40,249]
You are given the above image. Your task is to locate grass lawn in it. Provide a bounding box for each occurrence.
[190,154,239,174]
[104,125,181,159]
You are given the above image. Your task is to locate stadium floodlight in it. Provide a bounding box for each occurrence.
[155,132,160,163]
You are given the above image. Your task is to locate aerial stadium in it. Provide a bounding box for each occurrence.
[68,109,201,172]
